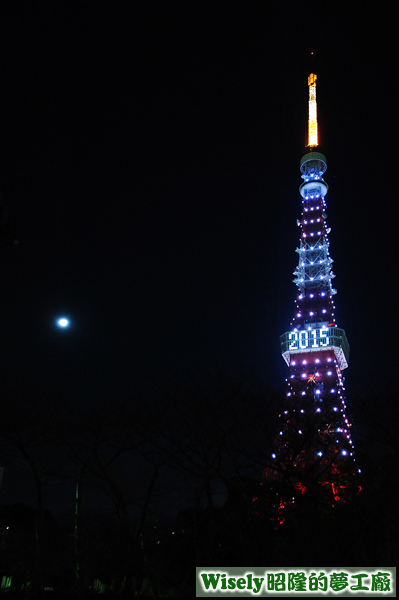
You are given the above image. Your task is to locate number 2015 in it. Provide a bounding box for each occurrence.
[288,327,329,350]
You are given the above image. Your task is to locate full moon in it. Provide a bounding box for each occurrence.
[56,317,70,328]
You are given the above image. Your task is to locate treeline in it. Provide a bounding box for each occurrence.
[0,372,397,597]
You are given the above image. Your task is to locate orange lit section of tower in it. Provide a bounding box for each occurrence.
[308,73,318,147]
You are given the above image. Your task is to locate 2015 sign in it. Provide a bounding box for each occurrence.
[288,326,329,350]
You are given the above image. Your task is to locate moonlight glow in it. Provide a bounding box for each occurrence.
[56,317,70,328]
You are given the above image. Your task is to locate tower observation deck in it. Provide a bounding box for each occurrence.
[261,73,361,520]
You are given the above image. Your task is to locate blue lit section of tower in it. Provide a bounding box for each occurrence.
[270,74,360,512]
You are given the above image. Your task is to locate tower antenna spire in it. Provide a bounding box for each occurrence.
[307,72,318,147]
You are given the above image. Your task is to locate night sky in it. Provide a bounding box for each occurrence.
[0,2,396,404]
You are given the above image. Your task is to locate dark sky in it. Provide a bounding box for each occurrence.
[0,2,396,401]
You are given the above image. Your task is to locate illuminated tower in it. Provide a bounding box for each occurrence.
[270,74,360,513]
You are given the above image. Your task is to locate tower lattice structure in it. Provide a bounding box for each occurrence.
[266,74,360,514]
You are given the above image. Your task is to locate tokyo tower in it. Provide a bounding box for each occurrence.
[265,73,361,514]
